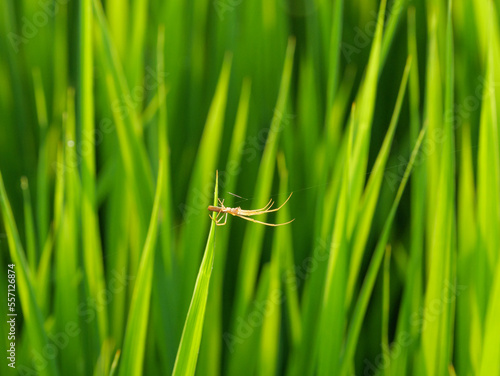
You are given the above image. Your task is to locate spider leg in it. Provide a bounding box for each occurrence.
[257,192,293,214]
[209,212,220,223]
[235,214,295,227]
[250,198,274,212]
[218,213,228,226]
[218,198,225,207]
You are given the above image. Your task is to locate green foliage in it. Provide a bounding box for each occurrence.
[0,0,499,375]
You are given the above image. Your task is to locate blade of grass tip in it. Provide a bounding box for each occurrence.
[109,350,121,376]
[173,171,218,376]
[449,364,457,376]
[20,177,37,271]
[347,57,412,305]
[118,161,164,376]
[94,340,114,376]
[32,68,50,248]
[198,78,251,376]
[339,126,427,376]
[0,171,59,376]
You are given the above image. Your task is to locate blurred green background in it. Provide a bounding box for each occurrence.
[1,0,500,375]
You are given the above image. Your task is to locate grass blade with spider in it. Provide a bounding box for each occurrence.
[173,171,218,376]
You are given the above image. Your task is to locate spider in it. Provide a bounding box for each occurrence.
[208,192,295,226]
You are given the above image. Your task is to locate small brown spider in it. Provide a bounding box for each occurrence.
[207,193,294,226]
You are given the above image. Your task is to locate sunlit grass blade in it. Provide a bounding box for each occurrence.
[172,171,218,376]
[118,161,164,376]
